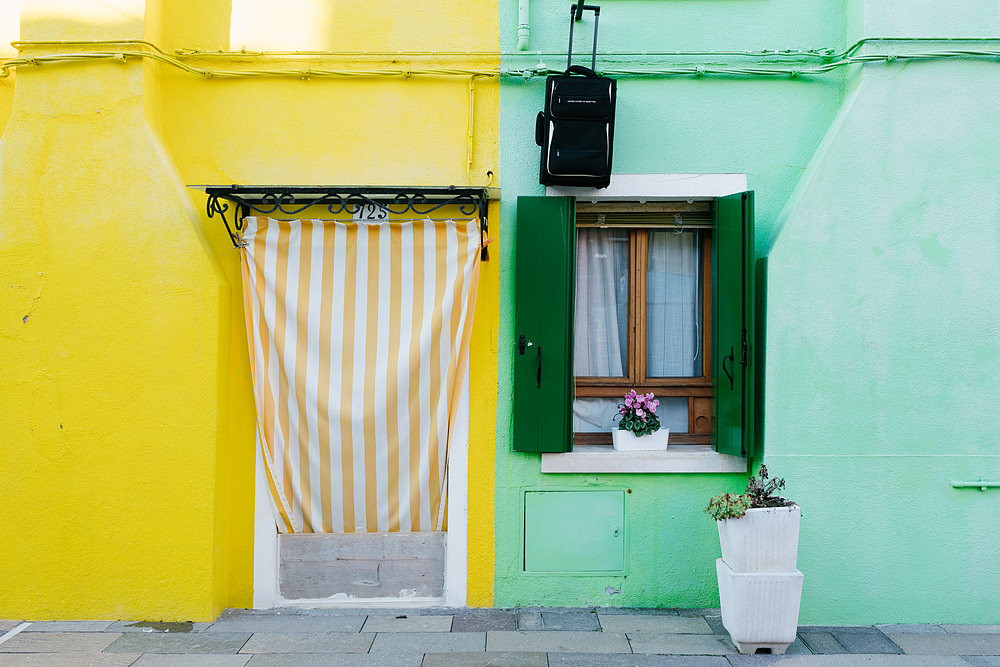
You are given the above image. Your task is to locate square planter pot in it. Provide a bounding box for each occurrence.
[717,505,800,573]
[716,558,803,655]
[612,428,669,451]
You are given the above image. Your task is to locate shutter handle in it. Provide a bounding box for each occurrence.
[722,346,735,391]
[518,334,527,355]
[537,346,543,389]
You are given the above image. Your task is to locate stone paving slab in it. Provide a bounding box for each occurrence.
[420,652,548,666]
[595,608,680,616]
[104,633,250,654]
[831,629,901,655]
[106,622,211,634]
[515,612,543,631]
[239,632,374,654]
[784,638,813,655]
[131,655,251,666]
[276,609,408,618]
[549,654,730,666]
[22,622,112,633]
[727,656,972,666]
[598,614,712,634]
[626,632,736,655]
[678,609,721,618]
[799,627,875,634]
[886,632,1000,655]
[420,608,468,617]
[0,655,139,666]
[540,612,600,632]
[960,658,1000,667]
[0,622,23,633]
[361,615,453,632]
[705,616,727,635]
[799,633,848,654]
[510,608,595,614]
[369,631,486,653]
[486,631,630,653]
[0,633,121,653]
[943,625,1000,634]
[245,654,423,666]
[208,615,365,633]
[515,611,601,631]
[451,611,516,632]
[876,625,945,634]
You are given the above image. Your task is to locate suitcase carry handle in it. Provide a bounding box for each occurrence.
[567,4,601,72]
[565,65,599,77]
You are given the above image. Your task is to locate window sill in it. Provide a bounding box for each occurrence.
[540,444,747,474]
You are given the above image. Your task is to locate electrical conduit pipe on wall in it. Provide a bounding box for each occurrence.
[518,0,530,50]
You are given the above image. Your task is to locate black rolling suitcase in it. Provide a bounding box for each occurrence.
[535,4,616,188]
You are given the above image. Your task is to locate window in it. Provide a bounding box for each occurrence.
[572,203,713,445]
[512,191,755,459]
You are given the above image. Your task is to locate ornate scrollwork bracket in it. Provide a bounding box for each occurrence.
[202,186,490,259]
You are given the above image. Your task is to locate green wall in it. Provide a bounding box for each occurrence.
[497,0,1000,622]
[495,0,844,609]
[767,18,1000,621]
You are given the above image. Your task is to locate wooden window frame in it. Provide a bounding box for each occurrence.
[574,215,713,446]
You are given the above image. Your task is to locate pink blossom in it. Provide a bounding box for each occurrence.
[636,408,645,418]
[649,399,659,413]
[625,397,633,407]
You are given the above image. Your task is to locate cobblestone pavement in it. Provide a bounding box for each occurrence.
[2,608,999,666]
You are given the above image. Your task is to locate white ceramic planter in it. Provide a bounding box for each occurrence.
[717,505,800,573]
[612,428,669,451]
[716,558,803,655]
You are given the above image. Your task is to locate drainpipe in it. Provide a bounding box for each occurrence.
[517,0,530,50]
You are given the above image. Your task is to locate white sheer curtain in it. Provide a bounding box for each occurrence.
[571,227,702,435]
[574,228,629,377]
[646,230,701,377]
[574,396,689,433]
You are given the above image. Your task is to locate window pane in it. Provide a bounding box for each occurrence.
[646,230,702,378]
[575,228,629,377]
[574,396,689,433]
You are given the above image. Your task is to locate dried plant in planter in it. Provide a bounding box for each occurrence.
[705,465,794,520]
[743,465,794,509]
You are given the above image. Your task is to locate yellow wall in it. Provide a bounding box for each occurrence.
[0,0,498,619]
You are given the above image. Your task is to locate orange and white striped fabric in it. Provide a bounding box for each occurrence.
[239,216,481,534]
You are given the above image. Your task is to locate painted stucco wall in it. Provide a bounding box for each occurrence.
[0,0,241,621]
[0,0,500,619]
[766,2,1000,624]
[495,0,845,609]
[498,0,1000,623]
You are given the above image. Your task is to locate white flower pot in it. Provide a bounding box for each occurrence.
[611,428,669,451]
[717,558,803,655]
[717,505,800,573]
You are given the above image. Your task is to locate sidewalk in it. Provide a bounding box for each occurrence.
[2,607,1000,666]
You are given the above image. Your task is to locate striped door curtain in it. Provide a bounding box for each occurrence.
[239,216,482,533]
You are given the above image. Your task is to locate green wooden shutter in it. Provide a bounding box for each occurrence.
[513,196,576,453]
[713,191,755,458]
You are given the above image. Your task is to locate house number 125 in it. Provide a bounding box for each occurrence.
[352,203,389,221]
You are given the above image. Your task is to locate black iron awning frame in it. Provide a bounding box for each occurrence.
[197,185,491,259]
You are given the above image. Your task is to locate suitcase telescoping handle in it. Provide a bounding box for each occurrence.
[566,65,599,77]
[567,4,601,72]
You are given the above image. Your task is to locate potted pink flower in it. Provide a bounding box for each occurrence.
[611,389,668,451]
